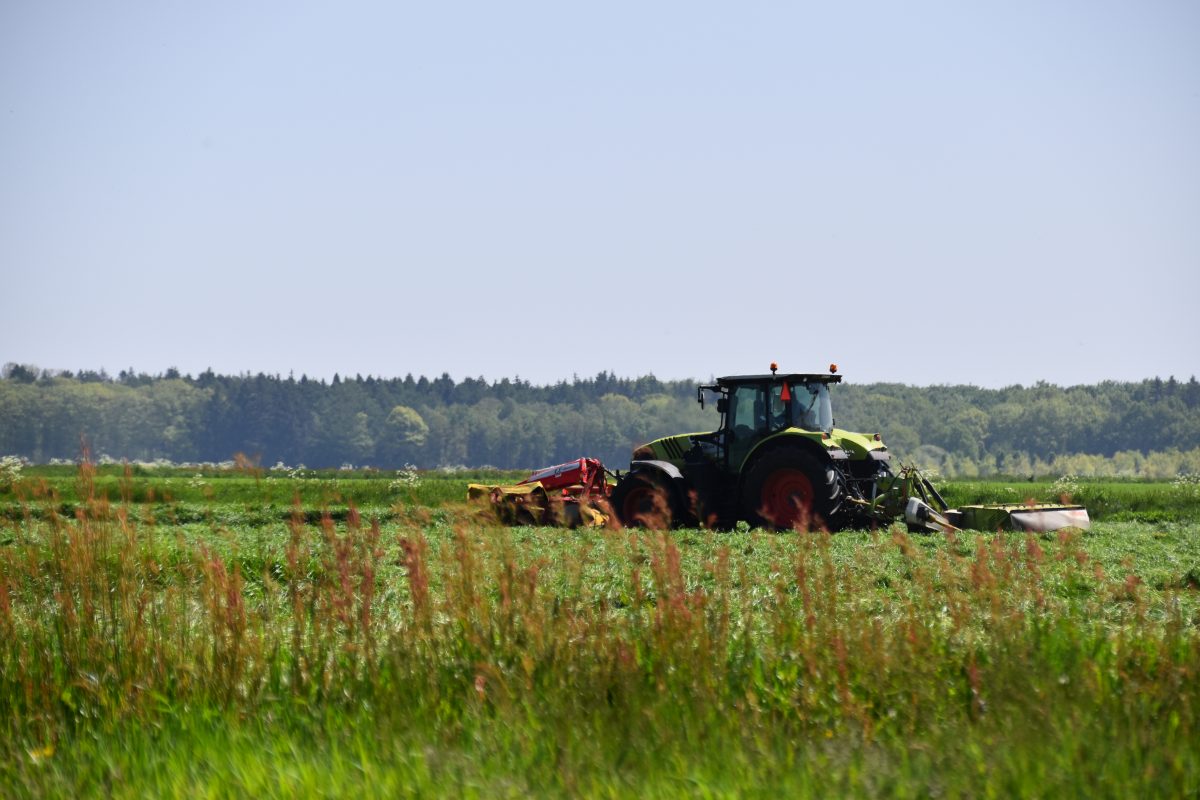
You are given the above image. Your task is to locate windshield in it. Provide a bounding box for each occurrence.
[788,381,833,433]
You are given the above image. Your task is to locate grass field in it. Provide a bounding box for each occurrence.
[2,464,1198,797]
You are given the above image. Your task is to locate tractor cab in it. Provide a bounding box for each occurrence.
[696,365,843,471]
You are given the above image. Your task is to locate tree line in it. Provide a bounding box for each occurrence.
[2,364,1198,476]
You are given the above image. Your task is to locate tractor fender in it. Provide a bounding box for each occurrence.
[629,459,684,481]
[739,434,838,472]
[626,460,689,506]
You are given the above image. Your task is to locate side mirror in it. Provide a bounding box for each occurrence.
[716,398,728,414]
[696,387,704,409]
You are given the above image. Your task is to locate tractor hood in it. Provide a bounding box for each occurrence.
[829,429,889,461]
[634,432,706,465]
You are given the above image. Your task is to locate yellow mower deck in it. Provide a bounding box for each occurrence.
[468,481,609,527]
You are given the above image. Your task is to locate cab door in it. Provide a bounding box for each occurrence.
[725,383,767,471]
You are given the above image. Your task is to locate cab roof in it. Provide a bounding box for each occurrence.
[710,373,843,387]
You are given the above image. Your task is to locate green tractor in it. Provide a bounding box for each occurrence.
[611,363,892,530]
[469,362,1090,533]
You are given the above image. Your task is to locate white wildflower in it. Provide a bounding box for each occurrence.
[390,464,422,490]
[0,455,25,489]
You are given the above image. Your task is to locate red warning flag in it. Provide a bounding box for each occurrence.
[780,382,792,402]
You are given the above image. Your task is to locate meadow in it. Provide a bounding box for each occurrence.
[1,463,1198,797]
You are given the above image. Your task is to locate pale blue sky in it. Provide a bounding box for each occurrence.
[3,1,1198,387]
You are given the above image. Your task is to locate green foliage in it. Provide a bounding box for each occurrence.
[3,370,1198,472]
[381,404,429,465]
[1,466,1199,795]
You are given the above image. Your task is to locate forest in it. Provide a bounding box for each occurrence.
[2,363,1199,477]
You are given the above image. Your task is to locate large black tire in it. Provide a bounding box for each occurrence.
[741,449,843,531]
[611,472,678,530]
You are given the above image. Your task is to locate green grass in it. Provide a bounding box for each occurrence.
[1,465,1198,797]
[9,467,1198,527]
[10,463,523,507]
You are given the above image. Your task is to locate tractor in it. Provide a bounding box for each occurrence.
[610,363,1089,533]
[470,363,1090,533]
[611,362,889,530]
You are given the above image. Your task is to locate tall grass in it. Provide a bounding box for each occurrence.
[1,463,1198,796]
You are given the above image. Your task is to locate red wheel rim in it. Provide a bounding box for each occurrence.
[760,469,815,529]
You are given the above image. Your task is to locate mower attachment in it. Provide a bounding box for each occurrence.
[468,458,612,527]
[855,465,1092,534]
[955,504,1091,533]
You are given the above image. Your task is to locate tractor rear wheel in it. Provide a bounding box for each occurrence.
[612,472,676,529]
[742,449,842,531]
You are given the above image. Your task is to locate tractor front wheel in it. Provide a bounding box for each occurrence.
[611,473,676,530]
[742,450,842,531]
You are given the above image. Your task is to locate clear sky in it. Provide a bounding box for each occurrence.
[3,1,1198,388]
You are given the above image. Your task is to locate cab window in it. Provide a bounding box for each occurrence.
[728,384,765,438]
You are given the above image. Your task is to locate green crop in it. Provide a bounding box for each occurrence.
[1,464,1198,797]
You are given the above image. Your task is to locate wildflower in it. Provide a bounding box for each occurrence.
[28,744,54,764]
[1052,474,1079,502]
[1172,473,1200,498]
[0,455,24,488]
[390,464,422,490]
